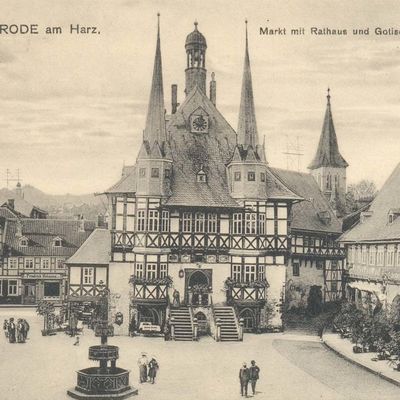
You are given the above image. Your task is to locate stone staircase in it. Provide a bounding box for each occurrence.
[213,306,241,341]
[170,307,194,341]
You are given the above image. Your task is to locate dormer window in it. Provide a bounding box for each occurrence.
[260,172,266,182]
[234,171,241,181]
[197,166,207,183]
[53,237,63,247]
[164,168,171,178]
[317,211,331,225]
[19,237,28,247]
[388,209,400,224]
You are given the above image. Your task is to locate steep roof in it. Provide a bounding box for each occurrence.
[340,163,400,242]
[165,86,240,208]
[237,22,259,149]
[0,196,48,218]
[272,168,342,234]
[0,206,20,219]
[308,91,348,170]
[4,219,95,257]
[66,229,110,265]
[105,166,136,194]
[143,15,166,146]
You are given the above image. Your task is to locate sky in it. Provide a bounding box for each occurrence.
[1,0,400,194]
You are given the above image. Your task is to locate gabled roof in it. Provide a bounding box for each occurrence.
[308,91,348,170]
[66,229,110,265]
[0,196,48,218]
[165,85,240,208]
[272,168,342,234]
[0,206,20,219]
[340,163,400,242]
[4,219,96,257]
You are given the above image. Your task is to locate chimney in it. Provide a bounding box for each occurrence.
[171,84,178,114]
[7,199,15,209]
[16,219,23,238]
[210,72,216,106]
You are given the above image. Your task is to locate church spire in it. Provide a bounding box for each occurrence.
[143,13,166,145]
[237,20,258,148]
[308,89,348,170]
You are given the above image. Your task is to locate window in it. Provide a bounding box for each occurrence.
[53,238,63,247]
[326,174,332,190]
[197,171,207,183]
[195,213,205,232]
[56,259,64,269]
[292,262,300,276]
[232,264,241,282]
[83,268,93,284]
[19,238,28,247]
[388,251,394,266]
[316,260,325,270]
[245,213,257,234]
[146,264,157,279]
[331,281,338,293]
[148,210,159,232]
[44,282,60,297]
[260,172,266,182]
[376,250,384,266]
[234,171,241,181]
[9,258,17,269]
[207,213,218,233]
[164,169,171,178]
[248,171,255,181]
[182,212,192,233]
[161,211,170,232]
[244,265,256,283]
[160,264,168,278]
[8,280,17,296]
[233,213,243,234]
[151,168,160,178]
[331,260,338,270]
[258,265,265,280]
[24,258,34,269]
[41,258,50,269]
[0,280,2,296]
[258,213,266,235]
[137,210,146,231]
[135,263,144,278]
[139,168,146,177]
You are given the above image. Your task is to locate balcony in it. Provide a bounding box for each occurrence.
[129,275,172,304]
[224,278,269,304]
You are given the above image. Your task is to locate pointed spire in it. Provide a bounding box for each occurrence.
[143,13,166,146]
[237,20,259,148]
[308,89,349,169]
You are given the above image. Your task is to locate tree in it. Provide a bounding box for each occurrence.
[36,300,55,334]
[346,180,378,213]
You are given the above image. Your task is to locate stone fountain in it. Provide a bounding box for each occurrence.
[67,288,137,399]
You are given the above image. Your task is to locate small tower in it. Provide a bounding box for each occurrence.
[227,21,267,200]
[185,21,207,95]
[15,181,23,198]
[308,89,348,213]
[136,14,172,197]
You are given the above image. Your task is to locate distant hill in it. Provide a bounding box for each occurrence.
[0,185,108,220]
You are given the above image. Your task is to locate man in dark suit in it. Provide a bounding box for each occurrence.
[239,362,250,397]
[249,360,260,395]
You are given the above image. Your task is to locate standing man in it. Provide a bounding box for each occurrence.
[137,352,149,383]
[8,318,16,343]
[249,360,260,395]
[239,362,250,397]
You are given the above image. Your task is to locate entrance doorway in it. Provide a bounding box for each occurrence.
[239,308,255,332]
[194,311,208,336]
[186,270,211,306]
[23,282,36,304]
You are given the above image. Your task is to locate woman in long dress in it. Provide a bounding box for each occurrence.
[148,357,159,384]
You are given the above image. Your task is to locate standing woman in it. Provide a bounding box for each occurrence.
[3,319,9,339]
[148,357,159,384]
[8,318,16,343]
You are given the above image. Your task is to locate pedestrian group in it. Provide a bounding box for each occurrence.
[137,352,160,384]
[3,318,30,344]
[239,360,260,397]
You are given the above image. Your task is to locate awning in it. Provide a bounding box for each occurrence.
[347,281,386,302]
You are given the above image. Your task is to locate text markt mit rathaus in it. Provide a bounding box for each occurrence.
[259,26,400,36]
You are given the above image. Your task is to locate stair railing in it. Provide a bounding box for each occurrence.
[232,305,243,341]
[209,296,220,341]
[188,305,197,341]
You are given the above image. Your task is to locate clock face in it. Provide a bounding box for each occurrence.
[191,114,209,133]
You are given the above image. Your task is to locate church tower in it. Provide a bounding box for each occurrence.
[185,22,207,95]
[308,89,348,213]
[136,14,172,197]
[228,21,267,200]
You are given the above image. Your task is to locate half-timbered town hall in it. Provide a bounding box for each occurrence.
[67,18,346,339]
